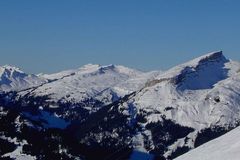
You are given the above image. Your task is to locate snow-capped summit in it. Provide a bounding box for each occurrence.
[42,64,142,80]
[0,65,27,78]
[182,50,225,67]
[78,64,142,77]
[81,63,101,69]
[155,51,229,88]
[0,65,46,92]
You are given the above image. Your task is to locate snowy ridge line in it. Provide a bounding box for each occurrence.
[17,71,77,97]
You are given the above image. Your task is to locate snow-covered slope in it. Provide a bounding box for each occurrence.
[175,126,240,160]
[20,64,160,105]
[0,65,46,91]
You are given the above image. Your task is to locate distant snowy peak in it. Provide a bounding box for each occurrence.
[79,64,143,77]
[42,64,143,80]
[0,65,46,92]
[0,65,27,78]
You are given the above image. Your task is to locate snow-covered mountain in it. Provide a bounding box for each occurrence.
[115,51,240,158]
[0,51,240,160]
[0,65,46,92]
[18,64,160,111]
[127,51,240,129]
[175,126,240,160]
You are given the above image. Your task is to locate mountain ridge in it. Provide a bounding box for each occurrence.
[0,51,240,160]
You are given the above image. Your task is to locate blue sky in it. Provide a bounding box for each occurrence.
[0,0,240,73]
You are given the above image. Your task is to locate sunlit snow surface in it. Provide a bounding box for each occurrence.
[175,126,240,160]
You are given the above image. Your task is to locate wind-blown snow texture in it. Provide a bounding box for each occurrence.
[1,51,240,159]
[175,126,240,160]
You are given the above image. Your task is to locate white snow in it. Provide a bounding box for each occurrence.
[0,135,36,160]
[132,132,147,152]
[175,126,240,160]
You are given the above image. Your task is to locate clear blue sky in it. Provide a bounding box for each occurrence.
[0,0,240,74]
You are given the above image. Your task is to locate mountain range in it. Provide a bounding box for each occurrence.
[0,51,240,160]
